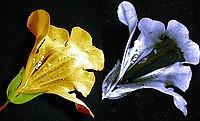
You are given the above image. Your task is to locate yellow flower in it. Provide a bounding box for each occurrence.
[1,9,104,117]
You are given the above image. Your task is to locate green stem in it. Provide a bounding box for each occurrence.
[0,99,10,111]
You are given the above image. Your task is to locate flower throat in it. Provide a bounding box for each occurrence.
[123,34,185,82]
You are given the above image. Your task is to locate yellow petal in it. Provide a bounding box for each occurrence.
[68,27,104,70]
[47,85,94,117]
[21,9,50,87]
[68,27,92,47]
[16,9,104,117]
[48,25,69,45]
[27,9,50,40]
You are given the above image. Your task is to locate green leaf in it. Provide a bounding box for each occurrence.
[7,67,43,104]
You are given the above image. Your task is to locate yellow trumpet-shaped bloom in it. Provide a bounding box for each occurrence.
[8,9,104,117]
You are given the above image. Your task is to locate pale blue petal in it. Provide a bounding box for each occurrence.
[117,1,138,33]
[126,43,154,71]
[180,39,200,65]
[102,61,121,100]
[104,82,143,99]
[140,62,192,92]
[117,1,138,79]
[119,29,136,81]
[118,38,145,81]
[134,18,165,65]
[109,62,191,115]
[138,18,165,42]
[125,18,165,70]
[166,20,189,46]
[113,81,187,115]
[166,20,200,65]
[125,40,143,66]
[167,88,187,116]
[145,82,187,116]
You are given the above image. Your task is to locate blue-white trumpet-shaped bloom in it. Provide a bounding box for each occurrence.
[102,1,200,116]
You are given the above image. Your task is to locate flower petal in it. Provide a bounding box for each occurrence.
[108,62,191,115]
[19,25,104,99]
[102,60,121,99]
[137,17,165,54]
[144,82,187,116]
[138,18,165,41]
[147,83,187,116]
[104,82,142,99]
[118,30,136,81]
[117,2,138,79]
[181,39,200,65]
[166,20,200,65]
[127,18,165,70]
[166,20,189,46]
[27,9,50,41]
[112,81,187,116]
[68,27,92,48]
[117,1,138,33]
[48,25,69,45]
[68,27,104,71]
[6,9,104,117]
[140,62,192,92]
[47,85,94,117]
[19,10,51,93]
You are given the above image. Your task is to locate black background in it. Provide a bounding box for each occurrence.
[0,0,199,121]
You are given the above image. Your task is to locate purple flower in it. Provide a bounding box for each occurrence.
[102,1,200,116]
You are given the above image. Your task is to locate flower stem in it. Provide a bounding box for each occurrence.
[0,99,10,111]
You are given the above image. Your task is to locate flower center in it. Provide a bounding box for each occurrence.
[123,34,185,82]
